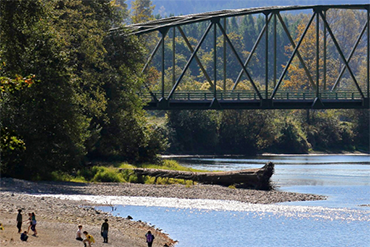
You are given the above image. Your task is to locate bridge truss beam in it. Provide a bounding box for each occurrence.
[121,4,370,110]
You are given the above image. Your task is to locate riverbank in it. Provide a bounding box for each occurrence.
[0,177,325,246]
[161,151,370,159]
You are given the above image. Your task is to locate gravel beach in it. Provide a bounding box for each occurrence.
[0,177,325,246]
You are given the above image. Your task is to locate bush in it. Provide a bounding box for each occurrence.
[91,167,125,183]
[277,121,310,153]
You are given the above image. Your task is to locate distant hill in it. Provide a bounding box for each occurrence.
[146,0,368,16]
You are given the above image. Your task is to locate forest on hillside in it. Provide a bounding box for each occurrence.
[148,0,370,16]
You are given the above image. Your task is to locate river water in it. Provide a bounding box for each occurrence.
[95,155,370,247]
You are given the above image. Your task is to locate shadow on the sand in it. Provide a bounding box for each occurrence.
[0,177,94,195]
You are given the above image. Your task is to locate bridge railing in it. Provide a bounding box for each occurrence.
[140,91,363,101]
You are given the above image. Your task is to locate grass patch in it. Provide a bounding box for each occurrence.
[132,159,205,172]
[51,160,207,185]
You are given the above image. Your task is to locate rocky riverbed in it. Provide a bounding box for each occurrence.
[0,177,325,246]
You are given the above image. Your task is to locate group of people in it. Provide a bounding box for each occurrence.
[15,209,165,246]
[76,219,108,247]
[76,220,157,247]
[76,223,96,247]
[16,209,37,241]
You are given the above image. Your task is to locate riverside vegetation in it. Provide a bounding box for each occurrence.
[50,160,204,186]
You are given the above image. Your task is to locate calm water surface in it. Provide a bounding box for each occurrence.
[98,155,370,247]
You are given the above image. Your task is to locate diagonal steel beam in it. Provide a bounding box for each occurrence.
[233,14,273,90]
[167,22,214,100]
[331,22,368,91]
[140,37,164,101]
[217,22,263,99]
[271,13,316,99]
[141,37,163,74]
[319,11,364,98]
[277,13,316,89]
[177,26,213,88]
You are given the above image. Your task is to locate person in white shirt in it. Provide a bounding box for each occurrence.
[76,224,83,241]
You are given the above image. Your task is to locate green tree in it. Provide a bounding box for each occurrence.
[219,110,278,154]
[1,0,166,179]
[131,0,155,23]
[166,110,219,154]
[277,120,310,153]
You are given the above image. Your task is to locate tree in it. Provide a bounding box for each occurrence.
[277,120,310,153]
[219,110,278,155]
[0,0,166,179]
[0,74,36,175]
[131,0,155,24]
[166,110,219,154]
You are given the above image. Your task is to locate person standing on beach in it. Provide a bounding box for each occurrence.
[101,219,109,243]
[16,209,22,233]
[76,224,83,241]
[145,231,155,247]
[30,212,37,236]
[27,213,32,233]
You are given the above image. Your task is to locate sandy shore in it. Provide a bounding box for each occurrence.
[0,177,325,246]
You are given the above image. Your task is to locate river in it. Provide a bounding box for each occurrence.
[97,154,370,247]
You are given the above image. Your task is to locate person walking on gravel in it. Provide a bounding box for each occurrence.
[16,209,22,233]
[145,231,155,247]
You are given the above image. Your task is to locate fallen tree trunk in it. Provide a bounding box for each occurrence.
[125,162,274,190]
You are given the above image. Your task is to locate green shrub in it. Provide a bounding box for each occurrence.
[91,167,125,182]
[77,167,98,181]
[50,171,74,181]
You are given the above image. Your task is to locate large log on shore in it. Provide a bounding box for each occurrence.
[127,162,274,190]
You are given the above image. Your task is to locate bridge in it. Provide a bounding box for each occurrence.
[116,4,370,110]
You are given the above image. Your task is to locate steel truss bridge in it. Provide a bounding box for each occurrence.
[118,4,370,110]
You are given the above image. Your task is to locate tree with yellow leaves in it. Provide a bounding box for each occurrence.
[131,0,155,24]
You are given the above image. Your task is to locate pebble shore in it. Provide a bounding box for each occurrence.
[0,177,325,246]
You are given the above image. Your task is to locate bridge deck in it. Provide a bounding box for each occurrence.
[142,91,369,110]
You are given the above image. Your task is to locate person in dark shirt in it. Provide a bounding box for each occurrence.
[101,219,109,243]
[16,209,22,233]
[145,231,155,247]
[20,231,28,241]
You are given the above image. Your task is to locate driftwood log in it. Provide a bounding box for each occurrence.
[125,162,274,190]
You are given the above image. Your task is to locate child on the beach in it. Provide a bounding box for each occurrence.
[83,231,95,247]
[76,224,83,241]
[20,231,28,241]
